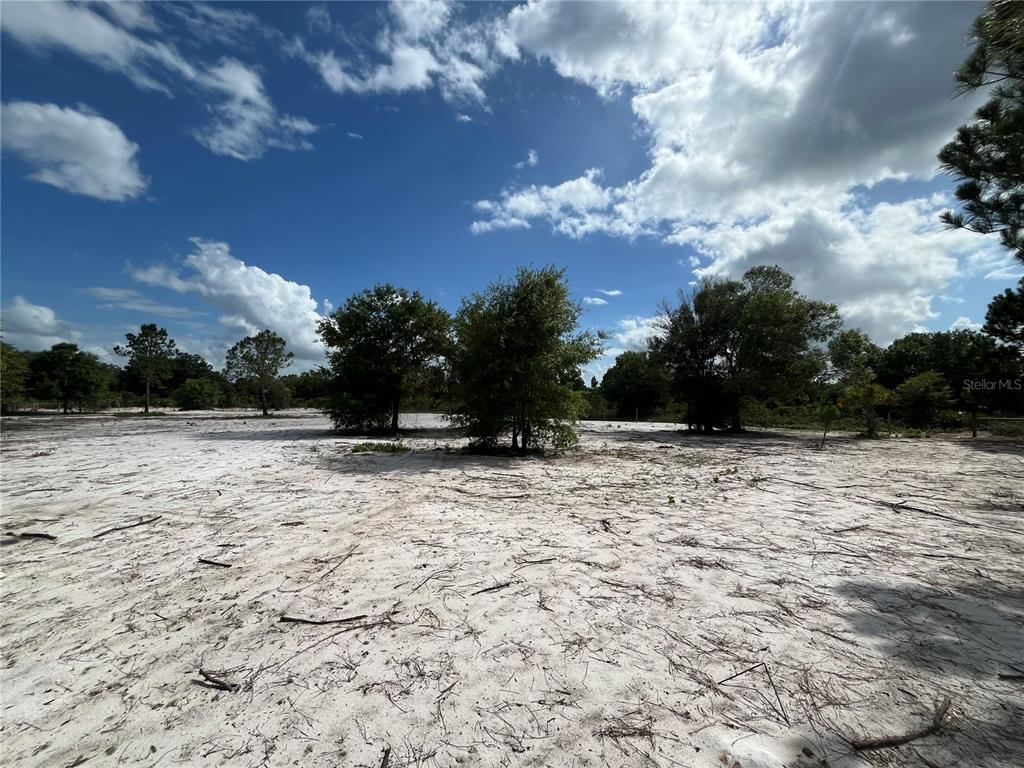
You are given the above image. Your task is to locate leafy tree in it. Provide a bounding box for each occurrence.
[167,352,215,391]
[938,0,1024,261]
[984,277,1023,349]
[115,324,177,413]
[817,401,840,448]
[28,343,111,413]
[600,350,669,420]
[279,368,333,408]
[895,371,955,426]
[174,378,221,410]
[224,330,293,417]
[658,266,840,432]
[450,266,603,451]
[840,371,893,438]
[828,328,883,382]
[1,342,30,413]
[319,285,451,432]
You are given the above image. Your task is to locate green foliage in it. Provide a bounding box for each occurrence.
[984,278,1023,350]
[658,265,841,432]
[939,1,1023,261]
[27,343,113,413]
[841,371,893,437]
[600,350,669,419]
[319,285,451,433]
[816,401,841,447]
[1,342,30,413]
[895,372,955,426]
[351,441,410,453]
[174,378,222,410]
[224,329,293,416]
[279,368,333,407]
[828,329,882,382]
[114,324,177,413]
[449,266,603,452]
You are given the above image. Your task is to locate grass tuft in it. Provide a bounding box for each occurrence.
[351,441,410,454]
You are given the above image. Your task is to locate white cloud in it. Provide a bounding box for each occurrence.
[613,315,663,350]
[471,1,991,343]
[455,113,473,123]
[1,296,79,350]
[194,59,317,161]
[82,287,195,318]
[597,289,623,297]
[1,101,147,201]
[290,0,517,104]
[2,2,314,161]
[129,238,326,362]
[950,316,982,332]
[514,148,539,169]
[582,296,607,305]
[347,131,364,139]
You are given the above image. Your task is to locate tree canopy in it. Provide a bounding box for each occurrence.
[450,266,603,451]
[938,0,1024,261]
[114,324,176,413]
[224,330,294,417]
[657,266,841,432]
[319,285,451,432]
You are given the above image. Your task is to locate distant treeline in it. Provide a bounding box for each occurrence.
[3,264,1019,448]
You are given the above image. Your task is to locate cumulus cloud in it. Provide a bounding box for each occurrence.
[1,101,148,201]
[289,0,517,104]
[2,2,315,161]
[470,1,991,341]
[582,296,607,305]
[128,238,326,362]
[1,296,79,350]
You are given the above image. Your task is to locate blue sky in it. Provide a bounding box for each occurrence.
[2,1,1020,377]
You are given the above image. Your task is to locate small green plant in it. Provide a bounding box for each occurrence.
[351,441,409,454]
[817,402,840,448]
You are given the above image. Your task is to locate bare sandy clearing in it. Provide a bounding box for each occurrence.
[1,413,1022,768]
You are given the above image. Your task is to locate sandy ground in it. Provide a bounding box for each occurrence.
[1,411,1022,768]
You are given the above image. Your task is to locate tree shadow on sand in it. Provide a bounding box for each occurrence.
[823,573,1024,765]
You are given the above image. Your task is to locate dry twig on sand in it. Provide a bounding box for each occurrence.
[851,695,952,751]
[279,614,368,626]
[197,558,232,568]
[471,581,512,595]
[197,669,239,692]
[93,515,162,539]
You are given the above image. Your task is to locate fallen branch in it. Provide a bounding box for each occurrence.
[94,515,162,539]
[198,558,232,568]
[3,531,57,541]
[197,668,238,692]
[471,581,512,595]
[831,524,868,534]
[380,745,391,768]
[851,695,952,751]
[279,614,368,626]
[280,521,305,527]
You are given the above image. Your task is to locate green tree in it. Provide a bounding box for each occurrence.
[600,350,669,420]
[984,277,1023,350]
[658,266,840,432]
[114,324,177,413]
[28,343,111,413]
[840,371,893,438]
[817,401,840,448]
[938,0,1023,262]
[1,342,30,413]
[174,378,222,410]
[895,371,955,427]
[450,266,603,451]
[828,328,883,382]
[224,330,293,417]
[319,285,451,432]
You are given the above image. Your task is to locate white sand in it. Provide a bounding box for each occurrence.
[1,412,1021,767]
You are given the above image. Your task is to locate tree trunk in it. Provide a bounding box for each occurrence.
[145,377,150,414]
[391,393,400,433]
[260,386,269,417]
